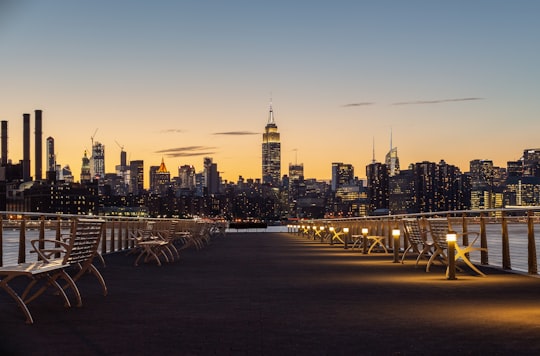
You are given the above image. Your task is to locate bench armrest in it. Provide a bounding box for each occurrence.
[30,239,69,262]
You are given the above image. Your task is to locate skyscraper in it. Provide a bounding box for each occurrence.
[366,162,389,213]
[46,136,56,182]
[150,158,170,194]
[262,103,281,185]
[80,150,91,183]
[90,141,105,181]
[331,162,354,191]
[178,165,196,190]
[204,157,220,194]
[129,160,144,195]
[385,147,400,177]
[522,148,540,177]
[385,131,400,177]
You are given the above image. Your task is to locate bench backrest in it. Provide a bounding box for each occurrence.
[63,218,105,265]
[426,218,450,249]
[402,218,425,244]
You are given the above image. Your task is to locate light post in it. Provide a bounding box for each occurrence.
[343,227,349,249]
[329,227,335,245]
[446,232,457,280]
[392,228,400,263]
[319,226,325,242]
[362,228,369,254]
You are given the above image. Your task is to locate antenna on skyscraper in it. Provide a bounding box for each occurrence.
[268,94,275,124]
[390,127,393,151]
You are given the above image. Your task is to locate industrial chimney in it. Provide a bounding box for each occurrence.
[34,109,43,180]
[1,120,7,166]
[23,113,31,182]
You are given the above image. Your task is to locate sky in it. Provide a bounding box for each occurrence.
[1,0,539,186]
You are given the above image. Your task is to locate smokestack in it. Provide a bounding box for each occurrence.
[1,120,7,166]
[23,113,31,182]
[35,109,43,180]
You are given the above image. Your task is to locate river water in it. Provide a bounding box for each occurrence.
[2,224,539,274]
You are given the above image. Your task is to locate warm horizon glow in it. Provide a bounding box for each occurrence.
[1,1,539,188]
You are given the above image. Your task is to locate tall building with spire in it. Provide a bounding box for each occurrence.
[262,102,281,185]
[385,130,400,177]
[150,158,170,194]
[80,150,91,183]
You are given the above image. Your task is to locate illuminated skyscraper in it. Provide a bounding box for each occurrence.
[385,148,400,177]
[46,136,56,182]
[129,160,144,195]
[366,161,389,212]
[80,150,91,183]
[331,162,354,191]
[385,131,400,177]
[90,141,105,181]
[150,158,170,194]
[262,103,281,185]
[522,148,540,177]
[178,165,196,189]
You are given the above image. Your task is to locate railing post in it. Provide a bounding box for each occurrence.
[386,220,393,250]
[527,210,537,275]
[118,220,125,252]
[54,216,62,259]
[36,215,46,261]
[18,217,26,264]
[0,215,3,267]
[110,220,116,252]
[501,211,511,270]
[461,213,469,259]
[101,220,108,255]
[480,213,489,265]
[362,224,369,255]
[124,221,130,250]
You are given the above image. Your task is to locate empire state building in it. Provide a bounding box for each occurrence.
[262,103,281,185]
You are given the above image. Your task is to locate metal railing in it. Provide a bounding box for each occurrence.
[287,207,540,275]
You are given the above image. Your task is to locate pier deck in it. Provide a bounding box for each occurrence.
[1,232,540,355]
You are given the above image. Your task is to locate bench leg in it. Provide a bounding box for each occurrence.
[1,276,34,324]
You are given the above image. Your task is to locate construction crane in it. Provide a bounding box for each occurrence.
[90,128,98,147]
[115,140,125,152]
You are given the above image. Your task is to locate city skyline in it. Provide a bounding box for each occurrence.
[1,1,539,182]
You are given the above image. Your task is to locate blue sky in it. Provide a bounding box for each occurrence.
[1,0,539,183]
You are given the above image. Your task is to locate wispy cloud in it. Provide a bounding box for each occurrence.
[213,131,259,135]
[342,102,375,107]
[160,129,184,134]
[155,146,217,158]
[392,97,485,106]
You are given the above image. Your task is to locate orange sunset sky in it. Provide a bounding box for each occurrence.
[1,1,539,186]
